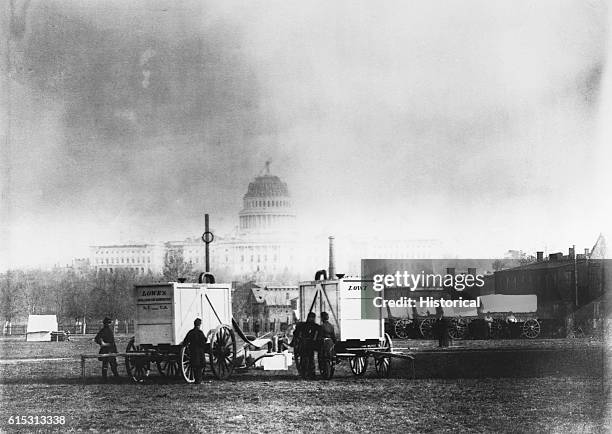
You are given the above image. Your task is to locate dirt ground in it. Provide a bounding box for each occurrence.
[0,336,609,433]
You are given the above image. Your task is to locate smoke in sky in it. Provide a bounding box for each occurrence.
[1,0,610,268]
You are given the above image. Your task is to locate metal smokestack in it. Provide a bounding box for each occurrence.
[328,236,336,279]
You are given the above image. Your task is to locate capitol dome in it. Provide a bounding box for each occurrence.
[244,175,290,198]
[239,164,296,235]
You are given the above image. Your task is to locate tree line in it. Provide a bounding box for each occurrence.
[0,251,199,327]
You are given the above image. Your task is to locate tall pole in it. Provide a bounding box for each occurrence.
[205,214,210,273]
[574,244,578,308]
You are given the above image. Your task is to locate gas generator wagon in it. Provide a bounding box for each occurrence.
[124,275,294,383]
[297,272,414,379]
[126,280,237,383]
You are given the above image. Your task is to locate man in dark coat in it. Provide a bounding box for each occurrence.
[183,318,207,384]
[94,317,119,380]
[299,312,320,379]
[435,312,451,348]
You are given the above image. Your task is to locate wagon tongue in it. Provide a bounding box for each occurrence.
[232,318,261,348]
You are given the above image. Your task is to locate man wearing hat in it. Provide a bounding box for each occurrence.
[298,312,320,379]
[318,312,336,343]
[183,318,207,384]
[94,317,119,380]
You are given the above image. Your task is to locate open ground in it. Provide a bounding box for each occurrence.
[0,336,608,433]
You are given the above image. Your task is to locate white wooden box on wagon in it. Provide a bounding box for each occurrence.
[126,281,236,382]
[298,273,414,378]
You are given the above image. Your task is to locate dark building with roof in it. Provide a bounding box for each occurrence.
[232,280,298,334]
[490,240,607,331]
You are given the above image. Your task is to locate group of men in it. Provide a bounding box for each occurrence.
[292,311,337,379]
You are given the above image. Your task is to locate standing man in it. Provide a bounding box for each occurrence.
[299,312,320,379]
[318,312,336,377]
[435,311,451,348]
[506,311,518,338]
[319,312,336,343]
[94,317,119,381]
[183,318,207,384]
[484,311,494,339]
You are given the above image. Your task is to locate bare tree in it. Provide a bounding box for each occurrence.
[0,271,25,331]
[518,255,536,266]
[492,259,507,272]
[163,249,195,282]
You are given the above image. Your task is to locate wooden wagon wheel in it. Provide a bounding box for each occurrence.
[156,354,181,378]
[349,354,368,376]
[521,319,540,339]
[319,357,334,380]
[209,324,236,380]
[448,319,468,340]
[394,319,411,339]
[125,340,148,383]
[419,318,435,339]
[180,344,205,383]
[374,333,392,378]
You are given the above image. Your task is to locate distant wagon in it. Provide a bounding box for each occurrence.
[479,294,540,339]
[389,304,478,340]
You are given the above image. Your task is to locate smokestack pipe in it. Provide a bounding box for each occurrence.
[328,236,336,279]
[536,251,543,262]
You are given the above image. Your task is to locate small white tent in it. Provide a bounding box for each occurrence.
[26,315,58,342]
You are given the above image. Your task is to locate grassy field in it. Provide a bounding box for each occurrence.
[0,336,608,433]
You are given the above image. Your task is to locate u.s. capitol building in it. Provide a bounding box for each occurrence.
[90,165,440,282]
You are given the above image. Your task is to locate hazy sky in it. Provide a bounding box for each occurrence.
[1,0,610,269]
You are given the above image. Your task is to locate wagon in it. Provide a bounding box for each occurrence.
[125,276,291,383]
[479,294,541,339]
[125,279,237,383]
[296,273,414,379]
[388,303,477,340]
